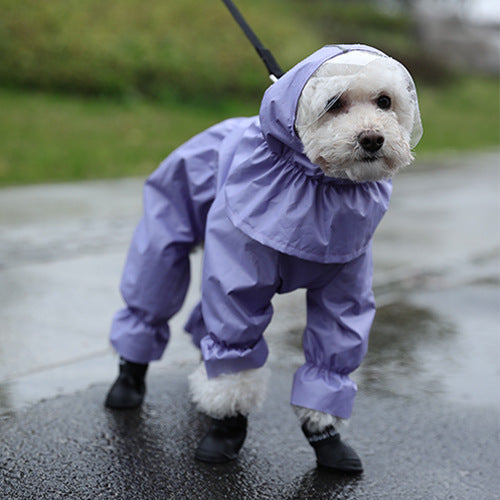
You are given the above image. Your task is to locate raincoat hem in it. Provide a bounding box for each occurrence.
[225,201,371,264]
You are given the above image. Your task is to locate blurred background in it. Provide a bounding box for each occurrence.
[0,0,498,186]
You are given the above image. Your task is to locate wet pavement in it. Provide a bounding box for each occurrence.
[1,152,499,499]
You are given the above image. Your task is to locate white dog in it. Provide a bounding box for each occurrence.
[296,50,419,182]
[105,45,422,473]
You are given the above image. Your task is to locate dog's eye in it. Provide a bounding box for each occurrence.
[377,95,391,110]
[325,96,344,113]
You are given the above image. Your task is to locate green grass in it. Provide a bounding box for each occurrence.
[0,0,320,100]
[0,89,257,185]
[417,75,500,153]
[0,0,435,100]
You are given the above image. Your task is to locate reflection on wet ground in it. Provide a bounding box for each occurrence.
[364,252,500,408]
[361,301,456,401]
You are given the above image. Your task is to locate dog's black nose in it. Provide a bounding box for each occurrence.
[358,131,384,153]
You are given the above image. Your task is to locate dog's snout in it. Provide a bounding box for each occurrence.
[358,131,384,153]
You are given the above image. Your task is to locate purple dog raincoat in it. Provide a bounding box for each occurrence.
[110,45,394,419]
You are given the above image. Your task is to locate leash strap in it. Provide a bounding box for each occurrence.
[221,0,284,81]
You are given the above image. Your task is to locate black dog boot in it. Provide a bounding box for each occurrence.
[302,424,363,473]
[195,414,248,463]
[104,357,148,409]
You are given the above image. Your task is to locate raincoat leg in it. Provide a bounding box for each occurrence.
[290,248,376,419]
[198,196,281,378]
[109,127,224,363]
[188,195,280,418]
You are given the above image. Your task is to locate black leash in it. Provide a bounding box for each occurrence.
[220,0,284,82]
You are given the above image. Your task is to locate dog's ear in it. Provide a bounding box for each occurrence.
[388,60,423,148]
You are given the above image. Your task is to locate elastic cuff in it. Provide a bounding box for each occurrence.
[110,307,170,364]
[290,363,357,419]
[200,335,269,378]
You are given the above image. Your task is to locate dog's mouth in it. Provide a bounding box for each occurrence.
[360,155,381,163]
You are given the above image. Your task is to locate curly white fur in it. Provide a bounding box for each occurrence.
[295,51,421,183]
[293,405,347,433]
[189,363,270,418]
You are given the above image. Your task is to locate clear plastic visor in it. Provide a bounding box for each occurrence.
[295,51,423,148]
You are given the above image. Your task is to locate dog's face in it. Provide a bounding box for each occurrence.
[295,51,421,182]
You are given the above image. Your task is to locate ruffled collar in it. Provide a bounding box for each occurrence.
[221,119,392,264]
[219,45,393,263]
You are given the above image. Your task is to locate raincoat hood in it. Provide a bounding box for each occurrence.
[222,45,397,263]
[259,44,387,170]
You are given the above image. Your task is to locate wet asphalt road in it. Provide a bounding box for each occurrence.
[1,366,498,499]
[1,153,499,499]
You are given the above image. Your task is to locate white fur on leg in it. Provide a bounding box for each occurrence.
[188,363,270,419]
[293,405,347,433]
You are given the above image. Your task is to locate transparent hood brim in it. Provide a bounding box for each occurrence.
[295,54,423,149]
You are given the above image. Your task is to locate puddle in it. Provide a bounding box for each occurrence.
[359,280,500,409]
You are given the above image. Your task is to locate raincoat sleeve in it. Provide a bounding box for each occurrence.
[109,120,237,364]
[198,194,281,378]
[290,245,376,419]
